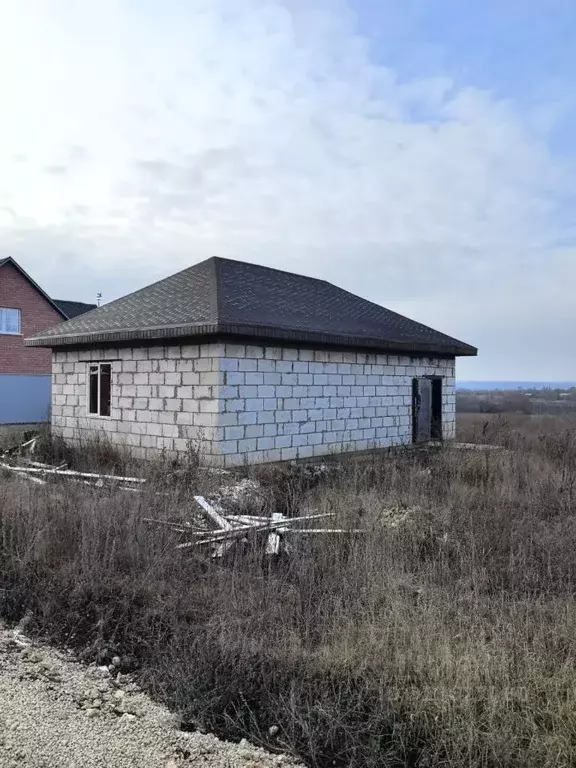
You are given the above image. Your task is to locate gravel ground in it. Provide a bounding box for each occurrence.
[0,622,302,768]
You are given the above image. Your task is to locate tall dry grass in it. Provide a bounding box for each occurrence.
[2,425,576,766]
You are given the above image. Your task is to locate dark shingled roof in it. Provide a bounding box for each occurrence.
[53,300,97,320]
[25,257,477,356]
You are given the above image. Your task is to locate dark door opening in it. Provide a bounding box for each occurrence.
[412,377,443,443]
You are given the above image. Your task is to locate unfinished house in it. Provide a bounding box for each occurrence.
[26,257,476,466]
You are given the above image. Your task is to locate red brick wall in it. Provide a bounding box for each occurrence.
[0,263,63,375]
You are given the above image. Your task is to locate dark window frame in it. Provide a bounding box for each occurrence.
[87,362,112,417]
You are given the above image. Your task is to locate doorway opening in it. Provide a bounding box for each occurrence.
[412,377,443,443]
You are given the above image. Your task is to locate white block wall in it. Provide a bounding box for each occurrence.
[51,342,456,466]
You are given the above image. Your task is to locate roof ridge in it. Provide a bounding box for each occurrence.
[213,256,330,286]
[211,257,222,323]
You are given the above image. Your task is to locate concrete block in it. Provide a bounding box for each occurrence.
[194,357,213,372]
[200,343,223,358]
[236,411,256,427]
[238,359,258,372]
[238,438,257,453]
[227,372,245,386]
[182,372,200,386]
[245,398,264,412]
[220,357,239,372]
[225,399,246,412]
[194,412,217,427]
[146,422,163,436]
[200,371,223,386]
[296,445,314,458]
[165,373,182,386]
[225,344,246,358]
[225,426,245,440]
[181,344,200,359]
[246,372,264,385]
[263,423,279,437]
[176,359,195,372]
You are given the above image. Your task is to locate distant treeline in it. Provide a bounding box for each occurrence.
[457,387,576,415]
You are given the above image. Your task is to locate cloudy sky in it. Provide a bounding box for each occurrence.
[1,0,575,381]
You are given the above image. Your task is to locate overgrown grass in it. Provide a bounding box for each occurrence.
[2,426,576,766]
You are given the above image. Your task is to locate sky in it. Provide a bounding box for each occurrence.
[0,1,575,381]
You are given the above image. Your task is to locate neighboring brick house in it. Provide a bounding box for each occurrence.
[0,257,95,424]
[27,257,476,466]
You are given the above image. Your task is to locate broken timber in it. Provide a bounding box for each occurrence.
[0,435,146,489]
[172,495,366,557]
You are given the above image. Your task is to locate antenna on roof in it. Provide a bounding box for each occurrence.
[97,292,102,307]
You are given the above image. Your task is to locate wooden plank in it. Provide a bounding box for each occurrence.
[194,495,235,530]
[265,512,284,555]
[284,528,368,533]
[23,459,67,470]
[19,473,46,486]
[227,514,270,523]
[0,463,145,483]
[176,510,338,550]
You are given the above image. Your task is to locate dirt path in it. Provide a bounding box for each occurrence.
[0,622,300,768]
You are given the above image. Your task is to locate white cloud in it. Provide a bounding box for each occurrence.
[0,0,573,379]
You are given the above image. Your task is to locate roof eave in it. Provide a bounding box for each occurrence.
[25,322,477,357]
